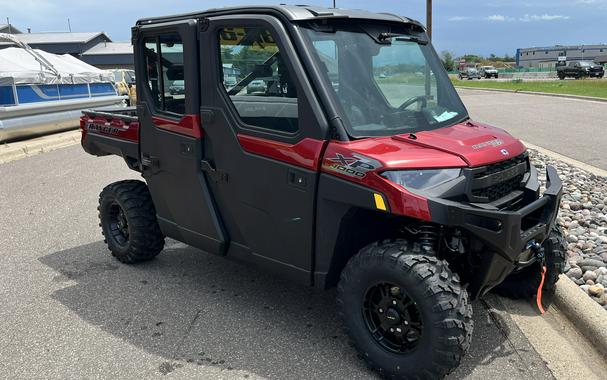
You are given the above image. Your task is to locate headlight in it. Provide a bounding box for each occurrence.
[382,169,462,190]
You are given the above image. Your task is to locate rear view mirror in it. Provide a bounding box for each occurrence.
[253,64,273,78]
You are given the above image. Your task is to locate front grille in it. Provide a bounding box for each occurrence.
[472,173,525,201]
[473,153,528,178]
[466,153,529,203]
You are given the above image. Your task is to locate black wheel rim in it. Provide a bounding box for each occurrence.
[362,282,423,354]
[108,202,129,246]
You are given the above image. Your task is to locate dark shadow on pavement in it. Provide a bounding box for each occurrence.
[39,241,551,379]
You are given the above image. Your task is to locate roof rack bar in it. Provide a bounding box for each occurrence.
[0,33,60,77]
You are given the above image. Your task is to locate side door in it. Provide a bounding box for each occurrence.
[198,15,329,284]
[134,20,227,254]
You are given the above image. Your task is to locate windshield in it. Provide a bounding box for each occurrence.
[302,24,468,138]
[578,61,593,67]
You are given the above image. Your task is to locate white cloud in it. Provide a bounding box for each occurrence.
[519,14,570,21]
[486,14,506,21]
[448,16,471,22]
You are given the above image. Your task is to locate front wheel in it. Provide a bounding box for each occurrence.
[337,240,473,379]
[98,180,165,263]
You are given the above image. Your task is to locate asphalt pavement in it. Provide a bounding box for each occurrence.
[0,146,557,379]
[458,88,607,170]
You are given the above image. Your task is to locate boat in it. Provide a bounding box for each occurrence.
[0,33,126,142]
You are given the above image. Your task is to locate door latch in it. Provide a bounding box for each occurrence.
[201,159,228,183]
[141,154,160,173]
[288,169,307,189]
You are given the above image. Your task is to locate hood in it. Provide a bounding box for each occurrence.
[326,120,526,171]
[392,121,526,167]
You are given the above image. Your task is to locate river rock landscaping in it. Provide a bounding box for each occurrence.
[529,150,607,310]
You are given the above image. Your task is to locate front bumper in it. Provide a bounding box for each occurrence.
[427,166,562,299]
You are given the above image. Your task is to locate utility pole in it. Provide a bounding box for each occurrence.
[6,17,11,34]
[332,0,336,8]
[426,0,432,40]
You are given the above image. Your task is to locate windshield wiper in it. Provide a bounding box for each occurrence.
[378,32,428,45]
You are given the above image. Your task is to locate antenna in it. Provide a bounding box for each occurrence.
[67,18,72,32]
[332,1,336,8]
[6,17,11,34]
[426,0,432,40]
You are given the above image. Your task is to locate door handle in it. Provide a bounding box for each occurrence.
[141,154,160,172]
[288,169,307,189]
[201,159,228,183]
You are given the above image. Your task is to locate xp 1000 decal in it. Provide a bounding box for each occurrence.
[323,153,381,178]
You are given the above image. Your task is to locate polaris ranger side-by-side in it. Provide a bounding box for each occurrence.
[80,6,565,379]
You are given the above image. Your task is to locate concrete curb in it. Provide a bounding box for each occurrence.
[0,129,81,164]
[455,86,607,103]
[553,275,607,358]
[523,142,607,357]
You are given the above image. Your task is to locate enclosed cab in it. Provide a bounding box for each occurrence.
[80,6,564,379]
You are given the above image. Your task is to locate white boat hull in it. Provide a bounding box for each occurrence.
[0,95,126,142]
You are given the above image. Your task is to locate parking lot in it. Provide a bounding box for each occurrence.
[2,91,607,379]
[0,146,562,379]
[459,88,607,169]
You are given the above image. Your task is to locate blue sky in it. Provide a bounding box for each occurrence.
[2,0,606,56]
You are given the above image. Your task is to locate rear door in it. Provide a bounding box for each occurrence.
[134,20,227,254]
[198,15,329,284]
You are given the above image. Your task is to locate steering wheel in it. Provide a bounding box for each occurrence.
[397,95,428,111]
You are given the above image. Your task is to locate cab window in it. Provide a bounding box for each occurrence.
[143,34,185,115]
[217,26,299,133]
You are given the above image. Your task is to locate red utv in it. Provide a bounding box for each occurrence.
[80,5,564,379]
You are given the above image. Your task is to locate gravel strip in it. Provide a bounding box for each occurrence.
[530,150,607,310]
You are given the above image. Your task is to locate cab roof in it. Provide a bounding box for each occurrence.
[136,4,424,29]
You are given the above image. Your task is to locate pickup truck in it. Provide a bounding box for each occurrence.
[557,60,605,79]
[457,67,481,80]
[479,65,499,79]
[80,5,564,379]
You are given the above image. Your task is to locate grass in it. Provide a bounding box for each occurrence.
[452,78,607,99]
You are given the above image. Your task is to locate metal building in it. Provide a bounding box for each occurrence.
[0,32,111,56]
[0,24,22,34]
[80,42,134,69]
[516,44,607,68]
[0,28,134,69]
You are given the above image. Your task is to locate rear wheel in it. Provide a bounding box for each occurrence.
[492,226,566,299]
[98,180,165,263]
[337,240,473,379]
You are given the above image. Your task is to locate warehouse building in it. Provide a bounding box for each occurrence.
[80,42,134,69]
[0,23,22,34]
[517,44,607,68]
[0,24,132,69]
[0,31,112,55]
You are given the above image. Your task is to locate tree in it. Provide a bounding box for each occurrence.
[440,50,455,71]
[459,54,484,63]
